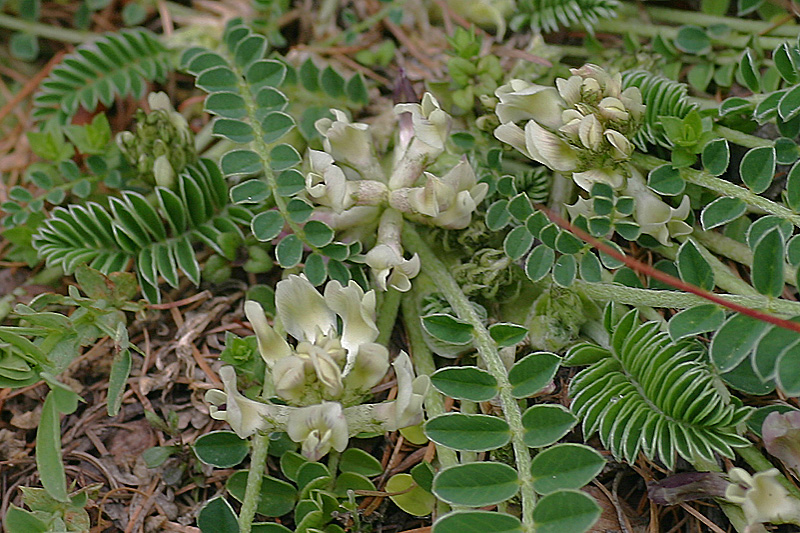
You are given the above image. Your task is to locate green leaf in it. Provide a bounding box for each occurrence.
[647,164,685,196]
[677,239,714,291]
[739,146,775,193]
[303,253,327,285]
[503,226,534,260]
[668,305,726,341]
[779,84,800,122]
[226,471,297,517]
[525,245,555,281]
[738,0,763,15]
[4,504,49,533]
[270,144,301,170]
[433,511,522,533]
[340,448,383,476]
[700,197,746,230]
[521,404,578,448]
[107,348,131,416]
[221,149,261,177]
[552,254,577,287]
[701,138,730,176]
[777,343,800,395]
[674,25,711,55]
[532,490,601,533]
[193,430,249,468]
[508,352,561,399]
[425,413,511,452]
[197,497,239,533]
[261,112,295,144]
[141,445,177,468]
[530,444,605,494]
[299,58,320,91]
[421,314,473,344]
[276,169,306,196]
[276,234,303,268]
[751,228,785,297]
[430,366,498,402]
[36,390,69,502]
[710,313,771,372]
[489,322,528,348]
[739,48,761,93]
[230,179,270,204]
[411,461,435,492]
[433,463,519,506]
[687,63,714,92]
[251,211,284,242]
[303,220,334,247]
[320,66,345,97]
[386,473,436,516]
[10,32,39,61]
[579,252,603,282]
[485,200,510,230]
[774,137,798,165]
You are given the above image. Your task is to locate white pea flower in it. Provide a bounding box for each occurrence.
[373,352,429,431]
[495,79,563,127]
[275,274,338,346]
[315,109,380,174]
[244,300,291,368]
[365,244,421,292]
[287,402,350,461]
[395,93,451,154]
[624,171,691,245]
[205,366,280,438]
[306,150,357,214]
[572,168,625,192]
[726,468,800,530]
[343,342,390,393]
[323,279,379,360]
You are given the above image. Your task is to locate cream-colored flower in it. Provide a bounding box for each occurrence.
[523,120,579,173]
[205,366,278,438]
[373,352,429,431]
[323,279,379,365]
[287,402,349,461]
[343,343,390,393]
[726,468,800,529]
[275,274,337,345]
[244,300,291,367]
[495,80,562,127]
[625,172,691,245]
[365,244,421,292]
[395,93,451,153]
[572,168,625,192]
[306,150,357,213]
[315,109,379,174]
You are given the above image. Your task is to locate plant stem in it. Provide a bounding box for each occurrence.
[593,17,791,50]
[376,288,402,346]
[239,433,270,533]
[714,125,773,149]
[572,280,800,316]
[403,225,536,531]
[618,2,800,38]
[0,13,92,43]
[632,152,800,227]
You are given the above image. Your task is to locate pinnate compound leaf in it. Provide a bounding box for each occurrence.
[225,471,297,517]
[668,305,726,341]
[739,146,775,194]
[700,197,745,230]
[421,314,473,344]
[710,313,771,372]
[522,404,578,447]
[751,228,785,297]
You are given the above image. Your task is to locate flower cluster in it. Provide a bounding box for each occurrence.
[116,92,197,188]
[494,64,692,245]
[206,275,428,460]
[305,94,488,291]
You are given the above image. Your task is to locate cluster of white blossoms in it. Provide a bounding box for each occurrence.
[494,64,692,246]
[206,275,428,460]
[306,94,488,291]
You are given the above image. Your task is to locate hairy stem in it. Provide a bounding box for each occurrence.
[376,288,402,346]
[632,152,800,228]
[403,225,536,531]
[239,433,270,533]
[573,280,800,316]
[0,13,91,43]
